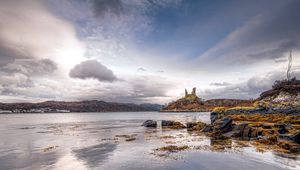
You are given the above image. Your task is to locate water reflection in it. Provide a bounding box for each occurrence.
[0,112,299,170]
[73,143,117,168]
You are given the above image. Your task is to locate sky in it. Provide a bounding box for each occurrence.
[0,0,300,104]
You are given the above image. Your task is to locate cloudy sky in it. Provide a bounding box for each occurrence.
[0,0,300,104]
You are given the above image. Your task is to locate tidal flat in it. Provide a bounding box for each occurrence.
[0,112,299,170]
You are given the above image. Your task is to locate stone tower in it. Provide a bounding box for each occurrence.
[192,87,196,95]
[185,89,188,97]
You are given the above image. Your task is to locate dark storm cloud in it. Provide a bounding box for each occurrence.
[69,60,118,82]
[91,0,123,17]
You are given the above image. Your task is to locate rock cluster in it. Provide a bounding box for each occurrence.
[142,120,157,127]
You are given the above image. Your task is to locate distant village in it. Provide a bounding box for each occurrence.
[0,108,70,114]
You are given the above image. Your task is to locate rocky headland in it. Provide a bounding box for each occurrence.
[153,79,300,154]
[161,87,253,112]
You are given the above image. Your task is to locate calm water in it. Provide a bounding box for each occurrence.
[0,112,299,170]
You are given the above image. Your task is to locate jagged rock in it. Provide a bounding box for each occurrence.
[212,117,232,133]
[161,120,186,129]
[275,122,289,134]
[232,123,248,137]
[142,120,157,127]
[186,121,206,131]
[242,126,251,138]
[201,125,213,132]
[232,123,261,138]
[250,128,262,138]
[279,132,300,144]
[210,111,224,124]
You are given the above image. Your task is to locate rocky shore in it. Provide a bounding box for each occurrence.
[156,79,300,154]
[142,110,300,154]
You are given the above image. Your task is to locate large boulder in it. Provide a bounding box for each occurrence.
[186,121,206,131]
[161,120,186,129]
[210,112,218,124]
[275,122,289,134]
[212,117,232,133]
[232,123,248,137]
[142,120,157,127]
[232,123,261,138]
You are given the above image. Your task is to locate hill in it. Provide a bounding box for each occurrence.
[161,88,253,112]
[0,100,163,113]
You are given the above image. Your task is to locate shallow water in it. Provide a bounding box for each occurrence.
[0,112,299,170]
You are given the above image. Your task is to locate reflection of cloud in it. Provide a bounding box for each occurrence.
[0,144,59,170]
[73,143,117,168]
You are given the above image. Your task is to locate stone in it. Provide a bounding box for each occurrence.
[186,121,206,131]
[161,120,173,126]
[210,112,219,124]
[274,122,289,134]
[233,123,248,137]
[161,120,186,129]
[242,126,251,138]
[262,124,272,129]
[279,132,300,144]
[192,87,196,95]
[186,122,196,129]
[213,117,232,133]
[142,120,157,127]
[250,128,259,138]
[201,125,212,132]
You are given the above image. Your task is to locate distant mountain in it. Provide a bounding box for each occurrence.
[0,100,163,113]
[161,87,253,112]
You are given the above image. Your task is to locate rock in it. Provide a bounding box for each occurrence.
[250,128,261,138]
[186,122,196,129]
[210,111,218,124]
[142,120,157,127]
[212,117,232,133]
[232,123,260,139]
[242,126,251,138]
[161,120,173,126]
[275,122,289,134]
[186,121,206,131]
[161,120,186,129]
[201,125,213,132]
[262,124,272,129]
[232,123,247,137]
[279,132,300,144]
